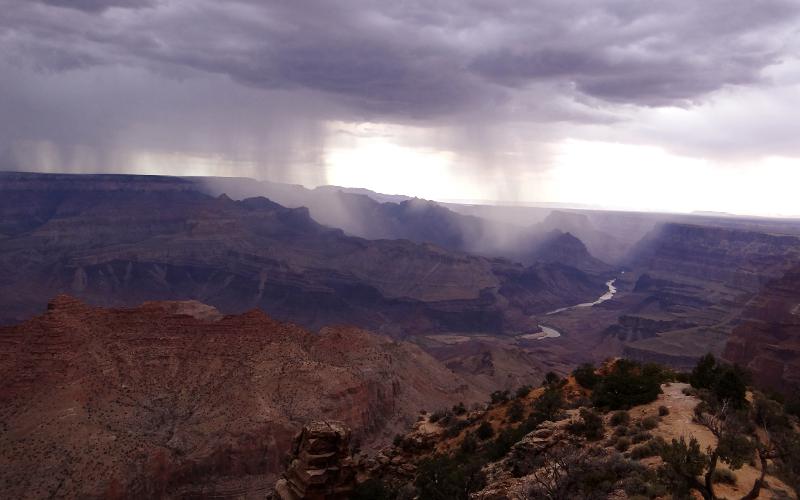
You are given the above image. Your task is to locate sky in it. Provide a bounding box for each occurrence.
[2,0,800,216]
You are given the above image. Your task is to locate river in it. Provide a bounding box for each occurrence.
[526,278,619,341]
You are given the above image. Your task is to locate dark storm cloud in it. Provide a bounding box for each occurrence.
[3,0,798,116]
[1,0,800,184]
[37,0,153,12]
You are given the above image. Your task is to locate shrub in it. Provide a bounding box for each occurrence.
[452,402,467,415]
[712,365,749,409]
[592,360,662,410]
[658,437,707,497]
[532,384,564,422]
[658,405,669,416]
[515,385,532,399]
[630,437,665,460]
[610,410,631,426]
[573,363,600,389]
[640,416,658,430]
[415,454,486,500]
[690,353,718,389]
[507,400,525,423]
[613,425,628,437]
[568,408,605,440]
[785,397,800,418]
[460,432,478,454]
[476,421,494,440]
[543,371,561,386]
[444,418,471,438]
[429,409,447,423]
[490,390,510,405]
[615,437,631,452]
[352,478,396,500]
[689,354,750,409]
[631,431,651,444]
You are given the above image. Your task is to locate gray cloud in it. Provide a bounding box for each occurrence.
[37,0,153,12]
[7,0,796,116]
[1,0,800,193]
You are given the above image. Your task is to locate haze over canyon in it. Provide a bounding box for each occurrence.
[2,1,800,499]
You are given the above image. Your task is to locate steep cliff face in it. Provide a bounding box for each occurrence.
[608,224,800,368]
[529,231,611,274]
[629,223,800,292]
[0,172,606,333]
[0,297,482,498]
[724,266,800,393]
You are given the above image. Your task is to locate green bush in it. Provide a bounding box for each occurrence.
[690,353,718,389]
[352,478,396,500]
[460,432,478,454]
[531,384,564,422]
[573,363,600,389]
[610,410,631,426]
[444,418,471,438]
[630,437,664,460]
[415,454,486,500]
[689,354,749,409]
[506,400,525,423]
[613,425,629,437]
[615,437,631,452]
[658,405,669,416]
[640,416,658,430]
[429,409,448,423]
[592,360,662,410]
[476,421,494,440]
[568,408,605,440]
[543,371,562,386]
[515,385,532,399]
[490,390,510,405]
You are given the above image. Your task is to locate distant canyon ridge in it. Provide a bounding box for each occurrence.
[1,171,800,394]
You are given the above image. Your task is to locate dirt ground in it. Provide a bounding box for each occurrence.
[631,383,797,499]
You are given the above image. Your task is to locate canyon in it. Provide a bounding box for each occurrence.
[2,172,800,498]
[0,296,484,498]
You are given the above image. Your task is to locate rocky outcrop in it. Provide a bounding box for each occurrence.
[724,266,800,393]
[272,421,357,500]
[0,296,483,498]
[528,231,612,274]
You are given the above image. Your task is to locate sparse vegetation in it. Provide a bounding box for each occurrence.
[515,385,532,399]
[506,399,524,422]
[378,356,800,500]
[572,363,599,389]
[476,421,494,440]
[639,416,658,430]
[610,410,631,426]
[630,436,665,459]
[490,390,510,405]
[567,408,604,441]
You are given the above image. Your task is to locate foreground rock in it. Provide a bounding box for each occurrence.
[0,296,482,498]
[272,421,356,500]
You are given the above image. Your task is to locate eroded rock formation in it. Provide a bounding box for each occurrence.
[272,421,357,500]
[724,265,800,393]
[0,296,482,498]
